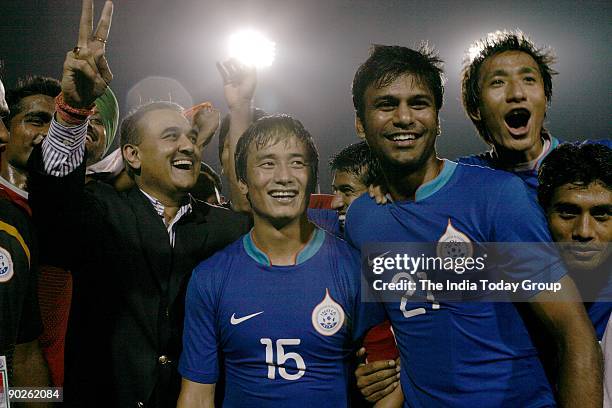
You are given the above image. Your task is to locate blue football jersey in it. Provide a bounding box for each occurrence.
[459,138,612,336]
[179,227,385,407]
[457,135,562,194]
[346,160,566,408]
[307,208,342,237]
[458,137,611,195]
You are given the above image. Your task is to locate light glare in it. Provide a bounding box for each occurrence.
[228,30,276,68]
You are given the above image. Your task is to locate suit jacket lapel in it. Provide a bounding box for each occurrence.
[169,202,209,306]
[127,188,173,291]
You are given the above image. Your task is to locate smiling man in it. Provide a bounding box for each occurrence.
[0,76,60,196]
[28,1,248,407]
[458,30,610,192]
[31,95,248,407]
[346,44,602,407]
[177,115,384,408]
[0,74,52,404]
[538,143,612,340]
[329,141,381,234]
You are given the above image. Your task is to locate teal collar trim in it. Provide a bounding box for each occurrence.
[243,227,326,266]
[414,160,457,202]
[296,227,325,264]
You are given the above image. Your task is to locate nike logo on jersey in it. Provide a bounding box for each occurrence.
[230,311,264,325]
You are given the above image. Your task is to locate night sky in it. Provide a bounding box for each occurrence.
[1,0,610,192]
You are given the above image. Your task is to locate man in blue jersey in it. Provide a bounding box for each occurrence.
[458,30,610,192]
[329,141,381,234]
[538,143,612,340]
[177,115,385,407]
[305,141,383,237]
[346,44,601,407]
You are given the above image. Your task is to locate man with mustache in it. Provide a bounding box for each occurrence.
[0,74,51,405]
[538,143,612,340]
[0,76,60,197]
[28,1,248,406]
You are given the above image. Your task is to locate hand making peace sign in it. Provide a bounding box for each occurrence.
[61,0,114,109]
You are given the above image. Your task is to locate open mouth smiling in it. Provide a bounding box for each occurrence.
[504,108,531,135]
[269,190,298,202]
[171,158,194,170]
[385,132,421,145]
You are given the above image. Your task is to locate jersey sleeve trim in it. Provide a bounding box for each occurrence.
[0,219,30,267]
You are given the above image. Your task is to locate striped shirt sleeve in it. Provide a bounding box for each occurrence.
[41,116,87,176]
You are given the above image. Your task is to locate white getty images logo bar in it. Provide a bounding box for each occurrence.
[230,311,264,325]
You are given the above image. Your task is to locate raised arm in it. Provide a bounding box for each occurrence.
[216,60,256,213]
[43,0,113,176]
[29,0,113,269]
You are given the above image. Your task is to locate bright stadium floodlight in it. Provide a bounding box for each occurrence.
[228,30,276,68]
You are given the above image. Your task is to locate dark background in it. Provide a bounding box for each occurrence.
[1,0,610,192]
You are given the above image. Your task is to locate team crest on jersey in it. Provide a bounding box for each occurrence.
[0,247,14,283]
[311,288,345,336]
[436,219,473,260]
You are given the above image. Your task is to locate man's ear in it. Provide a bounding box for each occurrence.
[122,144,141,171]
[355,116,366,140]
[238,178,249,195]
[468,107,481,122]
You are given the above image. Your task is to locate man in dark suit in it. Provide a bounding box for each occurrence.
[28,1,248,406]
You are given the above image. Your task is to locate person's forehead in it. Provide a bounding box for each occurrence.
[14,94,55,116]
[366,73,435,100]
[333,170,365,188]
[552,182,612,206]
[139,108,189,134]
[480,50,540,78]
[249,134,308,158]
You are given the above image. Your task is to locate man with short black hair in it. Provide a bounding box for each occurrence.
[1,76,60,195]
[29,2,248,406]
[458,30,610,191]
[329,141,381,232]
[347,43,601,407]
[178,114,384,407]
[538,143,612,339]
[0,74,51,405]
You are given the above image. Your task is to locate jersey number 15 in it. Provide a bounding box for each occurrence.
[260,338,306,380]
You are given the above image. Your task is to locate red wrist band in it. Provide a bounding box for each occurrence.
[55,93,95,117]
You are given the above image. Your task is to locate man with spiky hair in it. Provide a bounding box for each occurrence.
[458,30,610,192]
[347,43,601,407]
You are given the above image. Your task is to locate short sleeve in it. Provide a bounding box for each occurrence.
[490,176,567,293]
[178,264,220,384]
[342,246,386,342]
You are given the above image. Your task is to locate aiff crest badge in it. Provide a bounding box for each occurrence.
[311,288,345,336]
[0,247,14,283]
[436,218,473,260]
